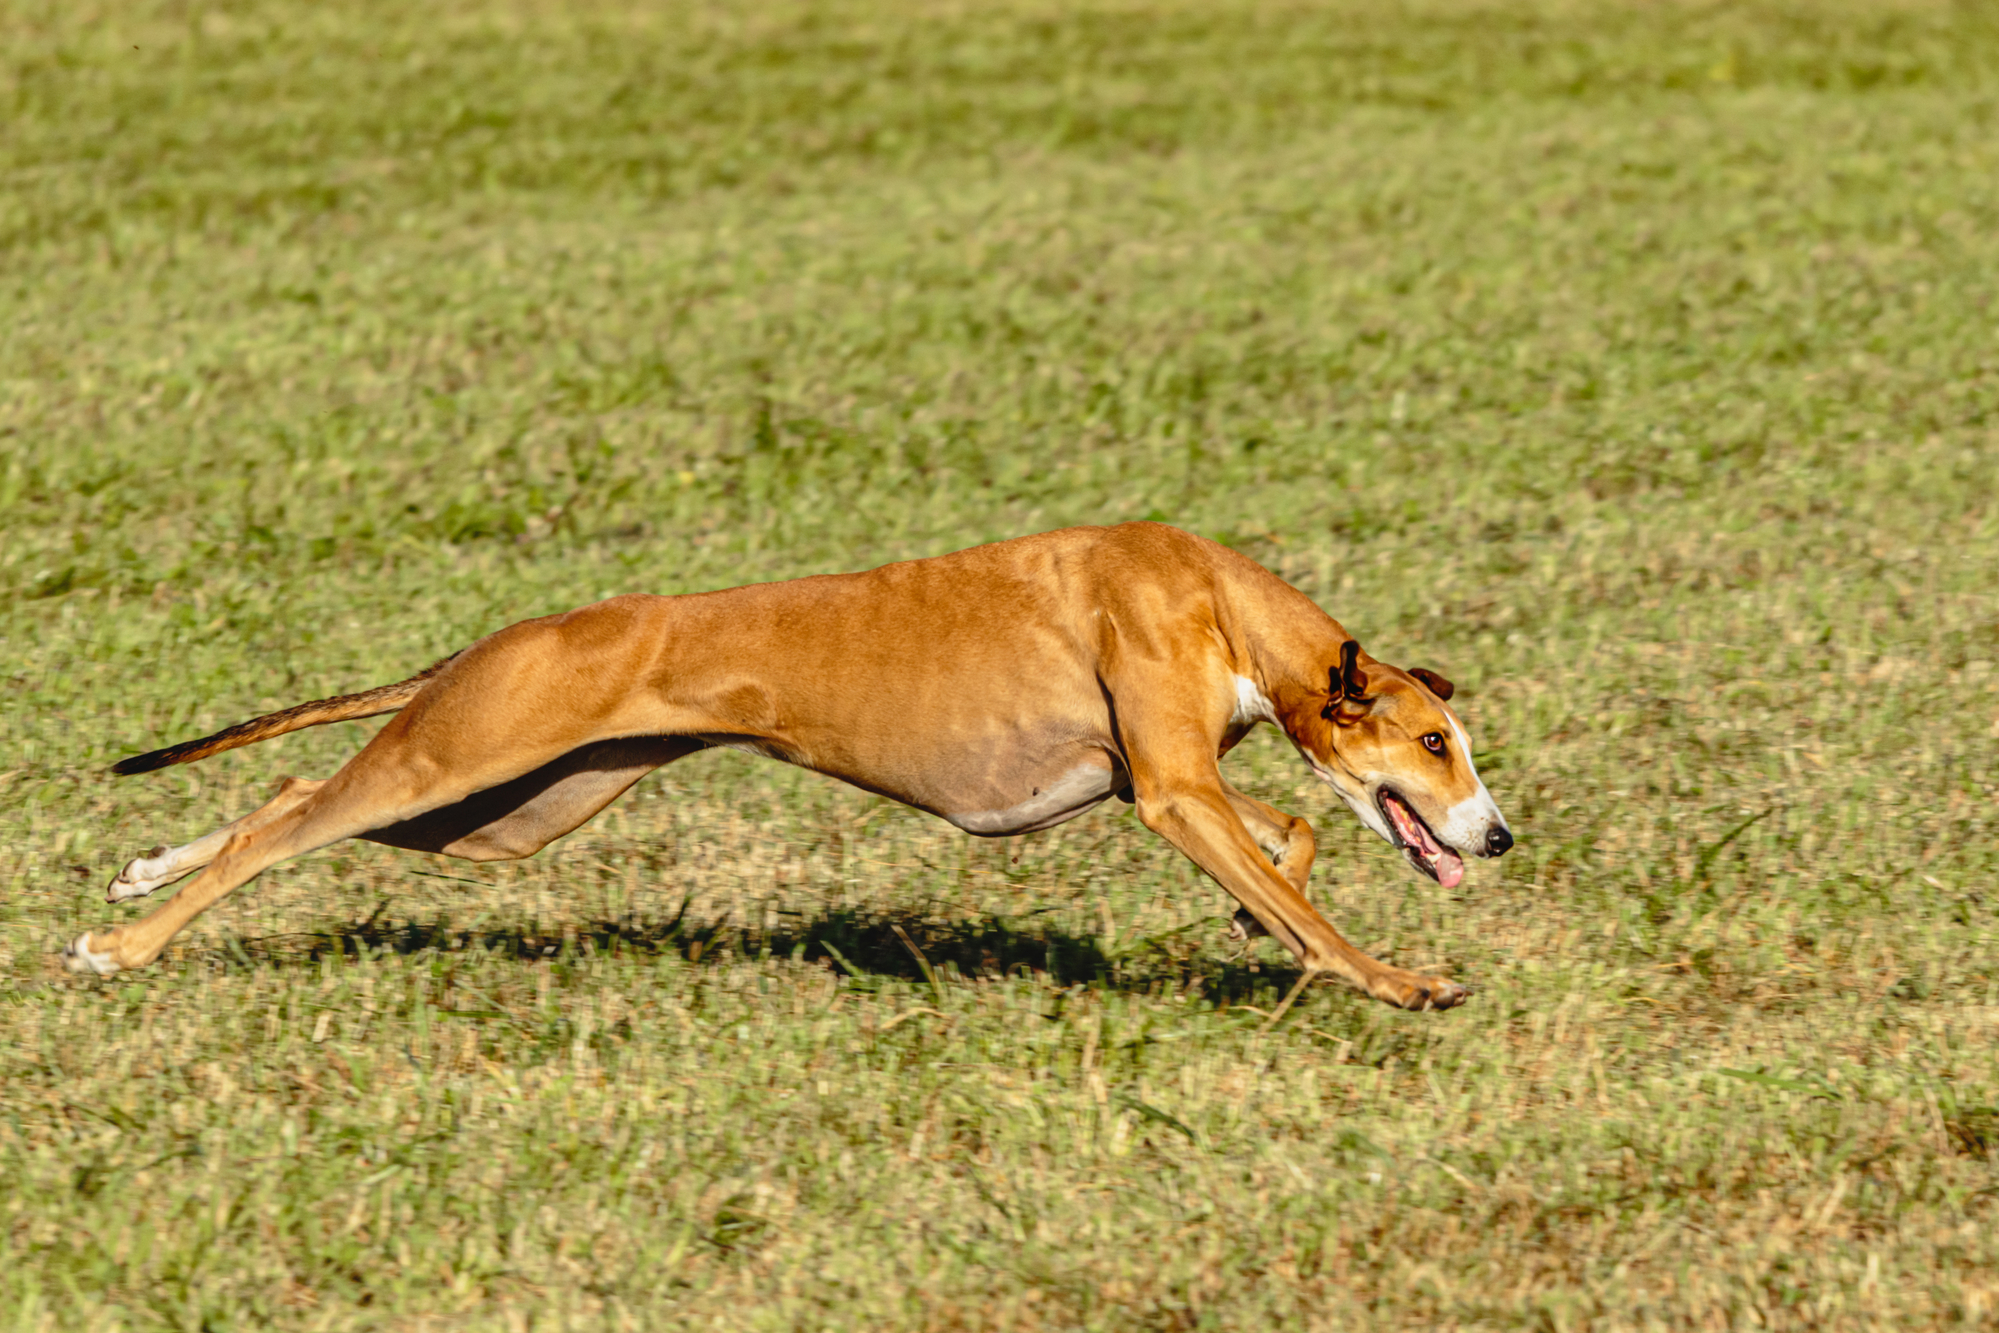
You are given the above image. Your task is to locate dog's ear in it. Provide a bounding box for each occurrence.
[1408,667,1455,702]
[1322,640,1374,723]
[1340,640,1373,702]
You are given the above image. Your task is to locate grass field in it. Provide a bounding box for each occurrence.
[5,0,1999,1326]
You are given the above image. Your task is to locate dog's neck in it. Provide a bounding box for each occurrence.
[1214,557,1353,751]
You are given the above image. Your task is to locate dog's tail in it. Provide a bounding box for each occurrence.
[109,653,462,776]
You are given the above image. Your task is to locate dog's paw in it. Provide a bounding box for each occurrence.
[63,932,121,977]
[1225,908,1269,942]
[1404,977,1473,1011]
[106,845,175,903]
[1370,971,1473,1012]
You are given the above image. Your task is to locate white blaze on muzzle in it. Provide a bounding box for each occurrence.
[1436,712,1510,855]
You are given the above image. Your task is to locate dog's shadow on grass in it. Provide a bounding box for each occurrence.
[232,901,1306,1003]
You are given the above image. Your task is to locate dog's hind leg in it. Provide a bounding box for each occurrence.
[67,735,569,976]
[359,736,701,862]
[70,746,661,975]
[102,737,694,913]
[70,635,704,973]
[106,777,327,903]
[69,601,706,974]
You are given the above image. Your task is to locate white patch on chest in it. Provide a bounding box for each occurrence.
[946,761,1119,836]
[1230,675,1276,728]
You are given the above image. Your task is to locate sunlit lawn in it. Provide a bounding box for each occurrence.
[4,0,1998,1327]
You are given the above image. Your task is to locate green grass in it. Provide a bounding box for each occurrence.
[5,0,1999,1326]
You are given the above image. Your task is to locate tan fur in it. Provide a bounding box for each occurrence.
[71,523,1512,1009]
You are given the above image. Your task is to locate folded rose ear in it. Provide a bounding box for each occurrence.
[1322,640,1375,722]
[1408,667,1455,701]
[1339,640,1370,700]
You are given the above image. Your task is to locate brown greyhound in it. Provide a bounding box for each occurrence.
[68,522,1512,1009]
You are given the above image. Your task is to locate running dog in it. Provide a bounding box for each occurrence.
[70,522,1512,1009]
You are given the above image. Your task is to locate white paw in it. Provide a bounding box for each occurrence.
[107,870,163,903]
[106,847,178,903]
[64,933,120,977]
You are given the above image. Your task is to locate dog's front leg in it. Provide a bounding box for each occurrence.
[1217,779,1315,942]
[1131,778,1470,1011]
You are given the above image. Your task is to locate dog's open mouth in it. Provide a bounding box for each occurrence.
[1379,790,1465,889]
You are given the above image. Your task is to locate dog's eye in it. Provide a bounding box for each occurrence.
[1421,732,1446,756]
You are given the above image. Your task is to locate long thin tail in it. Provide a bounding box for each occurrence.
[109,653,462,776]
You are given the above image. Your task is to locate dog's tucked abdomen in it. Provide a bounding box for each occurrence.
[939,749,1125,835]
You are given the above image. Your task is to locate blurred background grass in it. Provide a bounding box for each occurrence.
[3,0,1998,1327]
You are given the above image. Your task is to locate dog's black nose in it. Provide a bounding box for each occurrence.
[1484,826,1514,858]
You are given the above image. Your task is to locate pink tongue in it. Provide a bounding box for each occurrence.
[1387,797,1465,888]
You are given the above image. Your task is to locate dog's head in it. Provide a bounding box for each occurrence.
[1291,640,1512,888]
